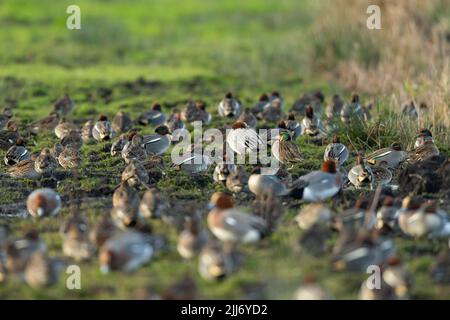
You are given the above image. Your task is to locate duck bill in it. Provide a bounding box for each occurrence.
[357,175,369,183]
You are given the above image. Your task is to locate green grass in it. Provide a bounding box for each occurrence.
[0,0,449,300]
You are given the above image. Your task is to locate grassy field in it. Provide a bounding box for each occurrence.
[0,0,449,299]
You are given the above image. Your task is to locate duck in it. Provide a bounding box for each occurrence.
[165,109,185,134]
[250,93,270,117]
[111,181,141,229]
[226,121,263,156]
[284,113,301,140]
[298,223,330,257]
[138,103,166,126]
[121,160,150,188]
[207,192,268,244]
[300,105,326,138]
[99,230,154,273]
[26,188,61,218]
[198,241,234,281]
[248,167,291,197]
[358,277,396,300]
[430,247,450,283]
[376,196,399,231]
[271,131,304,167]
[4,138,30,165]
[53,93,75,115]
[110,133,129,156]
[181,100,212,125]
[58,146,81,169]
[348,156,374,188]
[414,128,434,148]
[213,160,237,184]
[370,164,393,186]
[24,251,62,288]
[34,148,58,176]
[382,256,413,299]
[408,130,440,163]
[293,275,333,300]
[269,91,285,110]
[226,165,249,194]
[139,188,170,219]
[290,91,324,116]
[237,108,257,129]
[294,160,342,202]
[366,142,406,169]
[89,213,120,247]
[60,210,94,261]
[54,117,78,139]
[0,107,13,130]
[60,130,83,150]
[142,125,171,156]
[92,115,114,141]
[295,204,334,230]
[112,110,133,133]
[81,119,94,143]
[398,197,450,238]
[5,229,47,274]
[402,100,418,119]
[113,182,140,212]
[121,133,148,164]
[333,233,394,272]
[252,193,284,232]
[218,92,242,119]
[29,111,60,134]
[340,93,366,123]
[50,142,64,159]
[323,135,349,166]
[0,120,21,150]
[326,94,345,118]
[262,97,285,123]
[7,159,41,179]
[177,217,208,259]
[172,152,211,174]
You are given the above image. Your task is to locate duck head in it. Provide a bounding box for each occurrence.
[305,105,314,119]
[155,125,170,135]
[208,192,234,210]
[231,121,247,130]
[152,103,162,111]
[259,93,269,102]
[351,93,360,103]
[390,142,403,151]
[321,160,337,174]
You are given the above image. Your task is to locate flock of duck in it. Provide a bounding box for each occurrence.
[0,90,448,299]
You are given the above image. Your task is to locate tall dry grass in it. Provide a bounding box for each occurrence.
[310,0,450,146]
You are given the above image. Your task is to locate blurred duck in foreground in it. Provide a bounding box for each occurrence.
[177,217,208,259]
[397,197,450,238]
[207,192,268,245]
[60,209,95,261]
[198,241,234,281]
[293,275,333,300]
[99,230,154,273]
[26,188,61,218]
